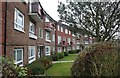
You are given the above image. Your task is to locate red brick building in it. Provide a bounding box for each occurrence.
[1,1,47,66]
[1,0,94,66]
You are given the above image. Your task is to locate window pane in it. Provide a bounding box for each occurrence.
[17,50,22,61]
[17,14,23,26]
[31,49,34,56]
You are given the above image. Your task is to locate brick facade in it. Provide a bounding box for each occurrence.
[1,1,94,66]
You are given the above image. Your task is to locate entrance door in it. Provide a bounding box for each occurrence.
[38,46,43,58]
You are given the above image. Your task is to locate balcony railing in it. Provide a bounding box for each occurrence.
[45,23,54,31]
[29,2,43,22]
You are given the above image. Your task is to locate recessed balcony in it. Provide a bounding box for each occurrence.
[45,23,54,31]
[29,2,43,22]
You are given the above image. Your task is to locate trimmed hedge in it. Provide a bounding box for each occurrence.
[27,60,45,75]
[71,42,120,77]
[57,52,64,59]
[52,54,59,61]
[69,50,80,54]
[64,51,69,56]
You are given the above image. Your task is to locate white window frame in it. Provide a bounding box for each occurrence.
[29,21,37,39]
[52,35,55,42]
[45,17,50,22]
[65,29,68,34]
[58,25,60,31]
[69,30,71,35]
[68,38,71,44]
[14,8,24,32]
[39,28,43,39]
[45,46,51,55]
[28,46,36,64]
[14,49,23,66]
[61,27,63,32]
[58,36,62,44]
[85,38,89,44]
[46,31,51,42]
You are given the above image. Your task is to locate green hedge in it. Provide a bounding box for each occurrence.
[64,51,69,56]
[27,60,45,75]
[52,54,59,61]
[57,52,64,59]
[69,50,79,54]
[71,42,120,77]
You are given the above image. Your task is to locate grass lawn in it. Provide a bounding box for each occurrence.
[45,54,78,76]
[59,54,78,61]
[45,62,73,76]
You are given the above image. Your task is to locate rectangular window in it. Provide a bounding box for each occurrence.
[28,46,36,64]
[45,46,50,55]
[58,25,60,31]
[52,35,55,42]
[39,28,43,39]
[65,29,68,34]
[29,21,37,39]
[14,8,24,32]
[69,31,71,35]
[85,38,89,44]
[29,21,35,34]
[46,31,51,42]
[58,36,62,44]
[68,38,71,44]
[14,49,23,66]
[61,27,63,32]
[45,17,50,22]
[63,37,66,41]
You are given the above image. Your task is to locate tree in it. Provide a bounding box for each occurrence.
[57,1,120,42]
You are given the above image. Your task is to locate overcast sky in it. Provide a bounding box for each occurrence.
[40,0,66,21]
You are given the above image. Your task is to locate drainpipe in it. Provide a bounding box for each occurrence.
[4,1,7,56]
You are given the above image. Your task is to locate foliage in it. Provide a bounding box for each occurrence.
[69,50,79,54]
[27,59,45,75]
[57,52,64,59]
[57,1,120,42]
[71,42,120,77]
[64,51,69,56]
[40,57,52,69]
[0,57,27,77]
[52,54,59,61]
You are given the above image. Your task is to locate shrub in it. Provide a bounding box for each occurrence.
[71,42,120,77]
[64,51,69,56]
[52,54,59,61]
[27,60,45,75]
[1,57,27,77]
[69,50,76,54]
[57,52,64,59]
[40,56,52,69]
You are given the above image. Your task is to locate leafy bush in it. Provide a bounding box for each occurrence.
[52,54,59,61]
[57,52,64,59]
[71,42,120,77]
[69,50,80,54]
[1,57,27,77]
[27,60,45,75]
[40,56,52,69]
[64,51,69,56]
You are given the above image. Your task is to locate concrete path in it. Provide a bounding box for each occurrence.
[52,60,74,64]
